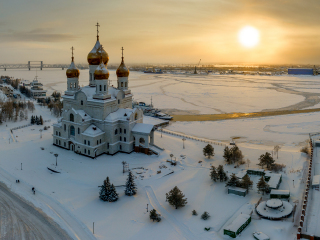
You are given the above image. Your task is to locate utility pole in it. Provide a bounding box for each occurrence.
[182,137,186,149]
[21,163,22,170]
[93,222,94,234]
[146,204,149,212]
[54,154,58,166]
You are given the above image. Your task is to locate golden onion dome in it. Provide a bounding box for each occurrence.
[116,58,130,78]
[66,58,80,78]
[94,63,109,80]
[87,41,109,65]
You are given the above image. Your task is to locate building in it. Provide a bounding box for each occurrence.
[28,76,47,99]
[53,25,157,158]
[264,172,282,189]
[227,186,248,197]
[224,214,251,238]
[253,232,270,240]
[247,168,265,176]
[288,68,314,75]
[312,175,320,189]
[270,190,290,200]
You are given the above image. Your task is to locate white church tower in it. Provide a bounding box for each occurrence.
[116,47,130,94]
[87,22,109,87]
[65,46,80,96]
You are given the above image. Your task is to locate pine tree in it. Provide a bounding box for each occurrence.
[258,152,275,170]
[201,211,210,220]
[166,186,187,209]
[225,173,240,187]
[241,174,253,191]
[192,210,198,216]
[210,166,219,182]
[31,115,34,124]
[108,184,119,202]
[150,209,161,222]
[125,171,137,196]
[39,115,43,125]
[257,176,269,195]
[230,146,244,164]
[217,165,228,182]
[99,177,111,201]
[35,115,39,125]
[203,144,214,158]
[223,146,232,164]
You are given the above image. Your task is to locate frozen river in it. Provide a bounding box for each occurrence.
[2,68,320,114]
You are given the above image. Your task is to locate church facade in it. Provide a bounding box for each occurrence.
[52,25,155,158]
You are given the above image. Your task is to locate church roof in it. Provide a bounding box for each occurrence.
[82,124,104,137]
[74,109,91,121]
[105,108,134,122]
[132,123,154,134]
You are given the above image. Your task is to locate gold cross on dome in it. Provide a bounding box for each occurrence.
[71,46,75,61]
[96,22,100,40]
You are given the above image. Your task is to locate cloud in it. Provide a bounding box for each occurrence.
[0,28,77,43]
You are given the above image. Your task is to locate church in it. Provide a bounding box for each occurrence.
[53,24,156,158]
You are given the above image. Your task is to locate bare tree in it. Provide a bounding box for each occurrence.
[274,145,281,159]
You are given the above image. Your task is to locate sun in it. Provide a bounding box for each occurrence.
[238,26,260,48]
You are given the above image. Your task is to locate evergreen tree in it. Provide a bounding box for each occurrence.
[31,115,34,124]
[192,210,198,216]
[210,166,219,182]
[166,186,187,209]
[230,146,244,164]
[39,115,43,125]
[223,146,232,164]
[108,184,119,202]
[99,177,111,201]
[225,173,240,187]
[203,144,214,158]
[125,171,137,196]
[258,152,275,170]
[201,211,210,220]
[35,115,39,125]
[240,174,253,191]
[217,165,228,182]
[257,176,269,195]
[149,209,161,222]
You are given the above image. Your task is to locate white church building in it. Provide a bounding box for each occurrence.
[53,25,156,158]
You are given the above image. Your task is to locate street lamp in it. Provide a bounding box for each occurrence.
[39,129,43,139]
[54,153,58,166]
[182,137,186,149]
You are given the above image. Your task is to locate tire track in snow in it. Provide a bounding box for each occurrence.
[145,186,197,240]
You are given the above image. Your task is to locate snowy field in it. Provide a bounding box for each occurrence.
[2,68,320,114]
[0,102,310,240]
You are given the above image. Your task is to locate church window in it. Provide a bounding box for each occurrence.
[120,145,122,150]
[56,139,58,144]
[64,142,66,147]
[70,113,74,122]
[107,143,109,149]
[125,82,127,87]
[84,149,86,154]
[56,131,58,136]
[100,139,101,144]
[88,141,90,146]
[64,124,66,131]
[120,136,122,141]
[120,128,122,133]
[99,85,102,91]
[70,126,75,136]
[121,82,123,87]
[124,137,126,142]
[59,132,61,136]
[59,140,61,145]
[78,128,80,134]
[81,100,83,105]
[97,140,98,145]
[118,100,120,104]
[104,85,106,91]
[115,129,118,135]
[84,140,86,145]
[88,150,90,155]
[124,129,126,134]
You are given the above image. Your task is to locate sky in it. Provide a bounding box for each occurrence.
[1,0,320,65]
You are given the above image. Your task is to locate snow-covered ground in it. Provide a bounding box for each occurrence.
[2,68,320,114]
[0,101,309,240]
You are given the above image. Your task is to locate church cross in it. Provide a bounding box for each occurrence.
[121,47,124,61]
[96,22,100,40]
[71,46,74,61]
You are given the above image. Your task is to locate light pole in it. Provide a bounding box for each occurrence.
[54,153,58,166]
[182,137,186,149]
[39,129,43,139]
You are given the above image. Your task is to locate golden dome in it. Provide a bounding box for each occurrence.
[94,63,109,80]
[116,58,130,78]
[66,58,80,78]
[87,41,109,65]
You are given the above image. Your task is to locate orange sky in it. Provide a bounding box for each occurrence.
[1,0,320,65]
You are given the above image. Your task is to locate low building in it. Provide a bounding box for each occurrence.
[270,190,290,199]
[288,68,314,75]
[247,168,265,176]
[236,170,247,179]
[312,175,320,189]
[265,172,282,189]
[227,187,248,197]
[224,214,251,238]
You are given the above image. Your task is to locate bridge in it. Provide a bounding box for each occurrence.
[0,61,88,71]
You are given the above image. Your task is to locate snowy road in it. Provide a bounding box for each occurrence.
[0,182,72,240]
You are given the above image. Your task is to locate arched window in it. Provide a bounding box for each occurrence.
[120,128,122,133]
[107,143,109,149]
[124,129,126,134]
[56,131,58,135]
[100,139,101,144]
[84,149,86,154]
[56,139,58,144]
[120,145,122,150]
[120,136,122,141]
[70,126,75,136]
[59,132,61,136]
[139,138,145,144]
[115,129,118,135]
[135,113,138,120]
[97,140,99,145]
[78,128,80,134]
[64,142,66,147]
[59,140,61,145]
[124,137,126,142]
[70,113,74,122]
[84,140,86,144]
[88,141,90,146]
[118,100,120,104]
[104,85,106,91]
[99,85,102,91]
[64,124,66,131]
[81,100,83,105]
[88,150,90,155]
[121,82,123,87]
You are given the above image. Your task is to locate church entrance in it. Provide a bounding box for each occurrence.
[69,142,75,152]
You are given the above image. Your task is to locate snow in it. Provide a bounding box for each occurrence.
[74,109,92,121]
[143,116,169,127]
[224,213,250,232]
[236,170,247,179]
[132,123,154,134]
[95,63,109,74]
[105,108,134,122]
[256,200,293,219]
[253,232,270,240]
[82,124,104,137]
[228,186,247,193]
[266,199,283,208]
[270,190,290,196]
[0,89,8,102]
[312,175,320,187]
[265,173,282,189]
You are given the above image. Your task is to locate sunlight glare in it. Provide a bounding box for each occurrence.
[238,26,260,48]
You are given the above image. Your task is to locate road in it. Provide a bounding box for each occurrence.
[0,182,72,240]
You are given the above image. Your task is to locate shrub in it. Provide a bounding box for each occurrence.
[300,146,310,156]
[201,211,210,220]
[192,210,198,216]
